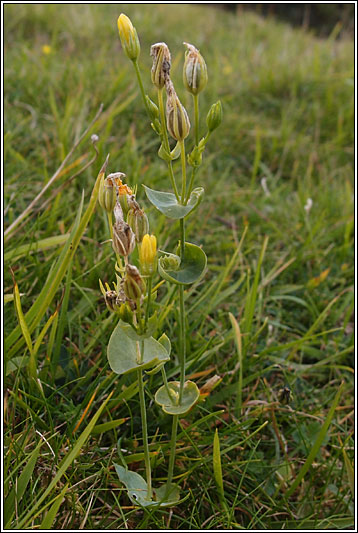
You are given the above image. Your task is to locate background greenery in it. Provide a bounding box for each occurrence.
[4,3,354,530]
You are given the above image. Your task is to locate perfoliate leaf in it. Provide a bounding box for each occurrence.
[158,242,207,285]
[143,185,204,219]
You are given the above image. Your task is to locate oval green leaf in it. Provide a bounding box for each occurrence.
[108,321,170,376]
[158,242,207,285]
[143,185,204,219]
[155,380,200,415]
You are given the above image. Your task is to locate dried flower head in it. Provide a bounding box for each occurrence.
[150,42,171,89]
[112,220,136,257]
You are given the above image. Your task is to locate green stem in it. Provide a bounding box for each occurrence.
[137,367,152,500]
[193,94,199,146]
[144,276,152,329]
[178,285,186,402]
[165,415,179,496]
[161,367,177,406]
[157,88,180,201]
[106,211,114,241]
[180,140,187,202]
[133,60,150,115]
[184,167,197,205]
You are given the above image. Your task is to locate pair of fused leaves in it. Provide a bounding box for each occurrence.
[107,320,170,376]
[144,185,207,285]
[115,465,180,507]
[155,380,200,415]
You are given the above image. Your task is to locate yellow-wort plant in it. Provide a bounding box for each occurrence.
[97,13,222,507]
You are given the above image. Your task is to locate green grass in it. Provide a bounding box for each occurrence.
[4,4,354,529]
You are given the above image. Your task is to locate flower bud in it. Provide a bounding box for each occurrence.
[117,13,140,61]
[112,220,136,257]
[140,234,157,276]
[124,264,146,301]
[206,100,222,133]
[145,95,159,121]
[183,42,208,95]
[127,204,149,244]
[165,80,190,141]
[98,176,117,213]
[160,253,181,271]
[150,42,171,89]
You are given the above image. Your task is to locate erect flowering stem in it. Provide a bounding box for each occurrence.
[133,60,151,116]
[137,367,153,500]
[179,140,187,202]
[144,275,152,328]
[193,94,200,146]
[179,140,187,401]
[165,414,179,496]
[157,88,180,201]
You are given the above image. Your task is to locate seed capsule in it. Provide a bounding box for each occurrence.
[127,205,149,244]
[112,220,136,257]
[98,176,117,213]
[183,42,208,95]
[124,264,146,301]
[165,79,190,141]
[150,42,171,89]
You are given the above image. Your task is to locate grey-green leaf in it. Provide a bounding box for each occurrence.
[115,465,180,507]
[155,380,200,415]
[108,321,170,375]
[158,242,207,285]
[143,185,204,219]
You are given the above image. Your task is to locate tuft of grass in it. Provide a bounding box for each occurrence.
[4,3,353,529]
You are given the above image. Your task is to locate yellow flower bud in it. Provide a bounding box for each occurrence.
[140,234,157,276]
[183,42,208,95]
[165,80,190,141]
[150,42,171,89]
[117,13,140,61]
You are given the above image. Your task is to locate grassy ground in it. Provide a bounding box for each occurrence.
[4,4,354,530]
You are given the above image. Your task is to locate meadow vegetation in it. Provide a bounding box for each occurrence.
[4,4,354,529]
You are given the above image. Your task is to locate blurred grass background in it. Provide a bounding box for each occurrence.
[4,3,354,530]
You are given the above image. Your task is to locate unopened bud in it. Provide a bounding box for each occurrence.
[117,13,140,61]
[112,220,136,257]
[150,42,171,89]
[183,42,208,95]
[206,100,222,133]
[98,176,117,213]
[160,253,181,271]
[165,80,190,141]
[145,95,159,121]
[127,204,149,243]
[124,264,146,301]
[140,234,157,276]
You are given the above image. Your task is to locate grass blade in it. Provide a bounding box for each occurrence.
[16,391,113,529]
[213,428,224,500]
[4,439,43,528]
[228,312,243,416]
[286,382,344,498]
[39,483,69,529]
